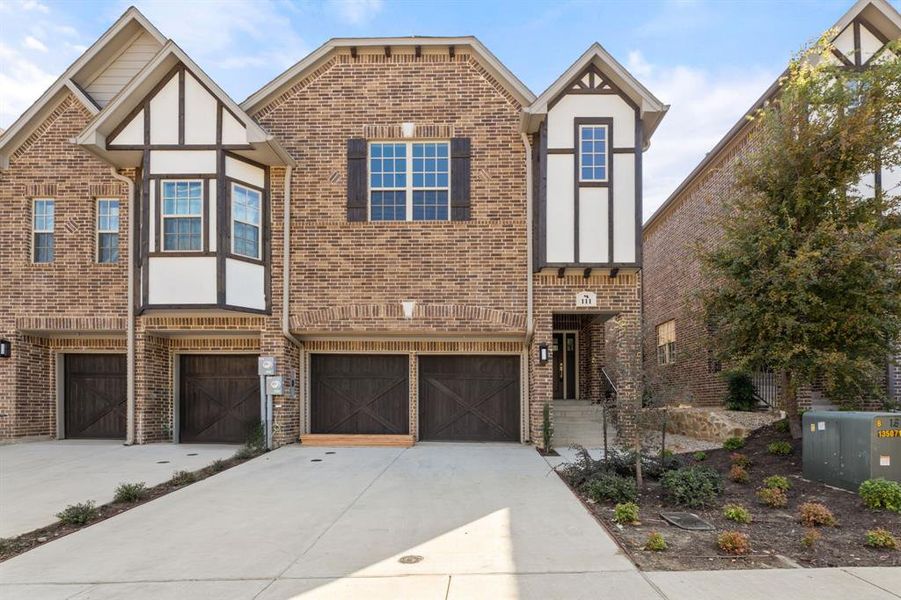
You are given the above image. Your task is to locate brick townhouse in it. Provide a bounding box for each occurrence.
[642,0,901,411]
[0,6,666,447]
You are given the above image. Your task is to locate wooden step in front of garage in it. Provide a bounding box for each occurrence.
[300,434,415,447]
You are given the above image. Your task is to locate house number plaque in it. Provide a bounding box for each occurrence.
[576,291,597,307]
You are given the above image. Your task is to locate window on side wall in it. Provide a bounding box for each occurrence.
[161,180,202,252]
[369,141,449,221]
[656,320,676,365]
[97,198,119,263]
[33,198,54,263]
[231,183,261,259]
[579,124,608,182]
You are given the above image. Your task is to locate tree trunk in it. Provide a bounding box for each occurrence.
[634,429,643,488]
[782,370,803,439]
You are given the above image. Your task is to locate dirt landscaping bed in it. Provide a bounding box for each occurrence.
[0,447,264,563]
[558,423,900,571]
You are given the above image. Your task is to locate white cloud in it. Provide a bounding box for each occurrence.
[324,0,383,25]
[19,0,49,13]
[0,42,56,126]
[631,51,777,220]
[23,35,48,52]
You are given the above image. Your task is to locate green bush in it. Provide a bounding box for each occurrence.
[693,451,707,461]
[802,529,821,548]
[774,419,790,434]
[728,464,749,484]
[717,531,750,555]
[865,528,898,550]
[724,371,757,411]
[245,420,266,451]
[113,482,147,503]
[613,502,640,525]
[541,402,553,452]
[234,445,262,461]
[560,446,608,489]
[583,473,638,504]
[756,487,788,508]
[723,503,752,524]
[645,531,667,551]
[57,501,99,526]
[209,459,228,473]
[763,475,791,491]
[859,478,901,513]
[723,436,745,451]
[730,452,752,468]
[799,502,837,527]
[642,452,685,480]
[767,441,793,456]
[661,466,724,508]
[169,470,197,486]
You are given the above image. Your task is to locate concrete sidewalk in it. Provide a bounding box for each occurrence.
[0,440,237,537]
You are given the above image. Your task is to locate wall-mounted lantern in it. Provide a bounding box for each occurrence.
[538,344,549,364]
[0,339,10,358]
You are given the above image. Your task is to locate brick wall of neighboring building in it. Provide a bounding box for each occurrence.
[254,50,528,335]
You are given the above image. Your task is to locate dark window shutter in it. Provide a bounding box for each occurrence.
[347,138,367,221]
[450,137,471,221]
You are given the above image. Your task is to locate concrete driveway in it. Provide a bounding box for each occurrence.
[0,440,237,537]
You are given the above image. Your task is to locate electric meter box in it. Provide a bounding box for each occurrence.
[802,411,901,491]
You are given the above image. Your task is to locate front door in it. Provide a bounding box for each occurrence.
[552,332,577,400]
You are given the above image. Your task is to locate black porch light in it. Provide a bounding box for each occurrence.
[0,339,10,358]
[538,344,549,364]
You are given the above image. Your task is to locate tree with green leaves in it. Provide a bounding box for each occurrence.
[701,36,901,432]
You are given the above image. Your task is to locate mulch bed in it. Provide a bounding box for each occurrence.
[558,423,900,571]
[0,449,263,563]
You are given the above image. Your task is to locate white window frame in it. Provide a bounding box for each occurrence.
[656,320,676,366]
[160,179,204,253]
[367,140,452,222]
[96,198,120,263]
[578,124,609,183]
[230,182,262,260]
[32,198,54,264]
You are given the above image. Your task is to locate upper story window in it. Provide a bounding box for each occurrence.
[656,320,676,365]
[33,198,54,263]
[231,183,261,259]
[97,199,119,263]
[579,125,608,182]
[369,141,450,221]
[161,180,202,252]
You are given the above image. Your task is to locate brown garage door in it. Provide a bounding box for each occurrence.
[179,355,260,444]
[65,354,127,439]
[311,354,409,435]
[419,355,520,442]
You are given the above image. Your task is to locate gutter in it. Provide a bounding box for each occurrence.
[521,132,534,342]
[109,167,135,445]
[282,165,302,348]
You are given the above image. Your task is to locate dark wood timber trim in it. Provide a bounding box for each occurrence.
[202,177,210,253]
[140,151,151,308]
[108,144,253,151]
[154,178,161,252]
[142,302,270,315]
[613,147,636,154]
[217,149,227,305]
[216,101,223,145]
[548,148,574,154]
[146,173,215,181]
[148,251,216,258]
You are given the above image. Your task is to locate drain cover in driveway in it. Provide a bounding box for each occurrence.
[660,512,715,531]
[398,555,423,564]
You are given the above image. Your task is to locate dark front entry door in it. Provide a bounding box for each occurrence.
[552,332,577,400]
[311,354,409,434]
[65,354,127,439]
[179,354,260,444]
[419,355,520,442]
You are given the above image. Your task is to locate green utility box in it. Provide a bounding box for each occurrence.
[802,411,900,491]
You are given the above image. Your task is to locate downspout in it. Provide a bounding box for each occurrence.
[282,165,302,348]
[521,132,534,342]
[109,167,135,445]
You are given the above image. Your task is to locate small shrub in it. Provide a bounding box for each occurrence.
[583,472,638,504]
[717,531,751,555]
[113,482,147,503]
[774,419,790,434]
[729,464,749,484]
[723,503,752,524]
[245,420,266,451]
[799,502,837,527]
[561,446,608,489]
[724,371,757,411]
[729,452,752,468]
[605,448,640,477]
[865,528,898,550]
[169,470,197,487]
[541,401,553,452]
[642,452,685,479]
[693,451,707,461]
[56,501,99,526]
[859,478,901,513]
[613,502,640,525]
[234,445,261,461]
[661,466,724,508]
[645,532,667,552]
[756,487,788,508]
[209,459,228,473]
[723,436,745,451]
[763,475,791,491]
[802,529,822,548]
[767,441,792,456]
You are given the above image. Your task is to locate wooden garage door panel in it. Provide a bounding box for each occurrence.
[65,354,127,439]
[311,354,409,435]
[419,355,520,442]
[180,355,260,444]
